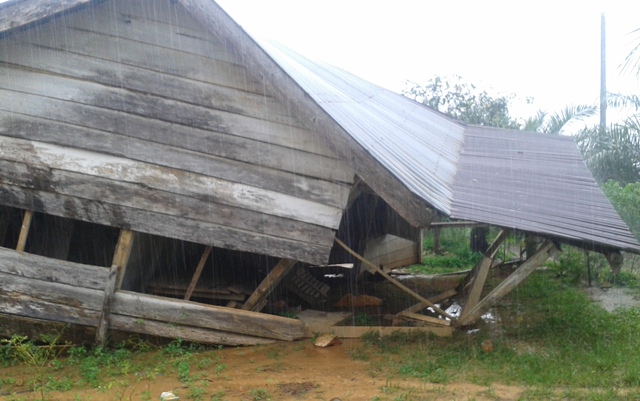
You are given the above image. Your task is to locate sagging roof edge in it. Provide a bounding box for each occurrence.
[176,0,434,228]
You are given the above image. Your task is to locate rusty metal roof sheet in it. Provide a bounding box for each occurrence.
[450,126,640,252]
[261,42,640,253]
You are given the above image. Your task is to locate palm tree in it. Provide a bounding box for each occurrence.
[621,27,640,77]
[523,105,597,134]
[575,119,640,184]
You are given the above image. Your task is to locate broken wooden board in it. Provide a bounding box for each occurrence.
[0,247,304,344]
[399,311,451,327]
[314,333,342,347]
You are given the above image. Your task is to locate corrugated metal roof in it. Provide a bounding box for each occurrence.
[261,41,465,214]
[450,126,640,252]
[260,42,640,253]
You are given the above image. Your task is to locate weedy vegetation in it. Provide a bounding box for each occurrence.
[2,231,640,400]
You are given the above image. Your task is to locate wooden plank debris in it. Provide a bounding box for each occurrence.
[109,315,275,346]
[242,259,296,312]
[285,265,330,306]
[400,311,451,327]
[112,291,304,341]
[335,237,456,321]
[184,245,212,301]
[314,333,341,347]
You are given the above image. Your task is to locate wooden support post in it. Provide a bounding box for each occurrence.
[112,229,135,289]
[16,210,33,253]
[184,246,212,301]
[242,258,296,312]
[457,240,559,326]
[95,229,135,347]
[335,237,456,321]
[433,227,441,255]
[95,265,118,347]
[417,228,424,264]
[460,230,507,317]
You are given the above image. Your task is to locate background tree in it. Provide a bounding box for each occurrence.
[404,75,594,133]
[403,75,521,129]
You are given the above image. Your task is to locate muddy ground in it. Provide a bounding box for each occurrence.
[1,337,538,401]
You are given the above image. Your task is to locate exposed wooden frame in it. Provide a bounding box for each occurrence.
[112,229,135,289]
[457,240,559,326]
[459,229,507,318]
[184,245,212,301]
[335,237,456,321]
[16,210,33,253]
[242,258,296,312]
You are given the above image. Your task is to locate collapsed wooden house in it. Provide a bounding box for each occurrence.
[0,0,639,345]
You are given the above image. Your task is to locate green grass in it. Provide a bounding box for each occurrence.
[357,271,640,389]
[408,227,483,274]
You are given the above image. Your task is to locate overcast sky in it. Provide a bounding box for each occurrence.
[216,0,640,119]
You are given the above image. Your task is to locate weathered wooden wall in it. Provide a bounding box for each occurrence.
[0,0,354,264]
[363,234,419,271]
[0,246,304,344]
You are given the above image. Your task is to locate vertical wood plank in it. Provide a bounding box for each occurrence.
[457,240,559,326]
[460,229,507,318]
[433,227,441,255]
[112,229,135,289]
[417,228,424,264]
[242,258,296,312]
[95,265,118,347]
[184,245,212,301]
[16,210,33,253]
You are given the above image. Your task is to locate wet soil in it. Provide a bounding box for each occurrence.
[0,339,527,401]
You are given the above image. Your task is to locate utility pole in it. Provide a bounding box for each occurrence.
[600,13,607,129]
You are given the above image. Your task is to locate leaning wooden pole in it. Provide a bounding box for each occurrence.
[16,210,33,253]
[184,246,213,301]
[335,237,456,321]
[242,259,296,312]
[457,240,559,326]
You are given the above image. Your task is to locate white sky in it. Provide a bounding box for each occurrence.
[216,0,640,119]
